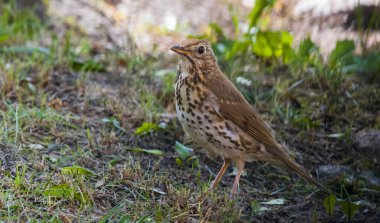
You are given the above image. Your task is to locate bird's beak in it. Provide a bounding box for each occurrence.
[170,45,190,55]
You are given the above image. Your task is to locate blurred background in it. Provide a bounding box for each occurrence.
[0,0,380,222]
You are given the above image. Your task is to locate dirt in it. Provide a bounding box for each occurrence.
[2,0,380,222]
[38,63,379,222]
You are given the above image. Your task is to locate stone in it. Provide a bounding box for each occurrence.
[353,130,380,162]
[359,170,380,187]
[317,165,354,179]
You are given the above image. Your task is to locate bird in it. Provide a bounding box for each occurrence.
[170,39,327,197]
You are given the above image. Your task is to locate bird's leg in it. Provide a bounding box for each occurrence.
[209,158,231,191]
[230,159,245,197]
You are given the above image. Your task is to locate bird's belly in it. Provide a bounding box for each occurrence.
[175,80,258,160]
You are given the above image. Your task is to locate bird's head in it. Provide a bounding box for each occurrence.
[170,39,217,73]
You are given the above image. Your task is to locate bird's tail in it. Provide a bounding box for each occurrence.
[267,145,328,192]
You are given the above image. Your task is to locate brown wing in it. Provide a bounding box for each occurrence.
[205,73,328,191]
[205,73,278,147]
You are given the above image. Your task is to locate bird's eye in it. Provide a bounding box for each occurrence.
[197,46,205,54]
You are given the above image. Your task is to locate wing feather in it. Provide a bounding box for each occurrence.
[205,73,278,147]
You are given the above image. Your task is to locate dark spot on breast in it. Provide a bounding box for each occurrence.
[193,75,200,84]
[205,132,213,137]
[217,131,227,137]
[229,139,240,147]
[234,147,244,151]
[225,122,233,131]
[189,103,195,108]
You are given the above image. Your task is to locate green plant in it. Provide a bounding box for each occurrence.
[0,0,45,44]
[322,186,375,221]
[43,165,96,206]
[102,117,126,133]
[323,194,337,216]
[43,184,92,205]
[202,0,292,65]
[326,39,380,83]
[61,165,95,177]
[126,147,164,156]
[14,164,27,190]
[135,122,163,136]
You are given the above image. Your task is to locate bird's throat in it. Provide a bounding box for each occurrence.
[179,57,194,73]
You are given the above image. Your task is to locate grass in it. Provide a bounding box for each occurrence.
[0,1,380,222]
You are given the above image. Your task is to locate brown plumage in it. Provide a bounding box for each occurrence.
[170,39,327,196]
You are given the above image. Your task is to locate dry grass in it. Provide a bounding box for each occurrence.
[0,2,379,222]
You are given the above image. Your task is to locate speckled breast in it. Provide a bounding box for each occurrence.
[174,69,254,160]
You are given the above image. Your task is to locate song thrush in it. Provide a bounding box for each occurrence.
[170,39,327,196]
